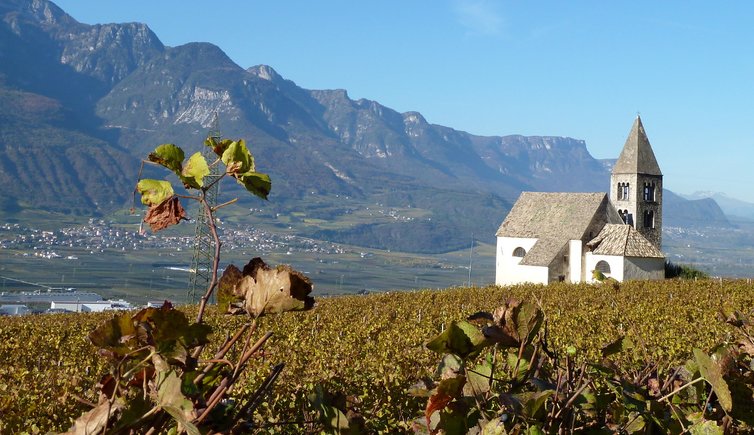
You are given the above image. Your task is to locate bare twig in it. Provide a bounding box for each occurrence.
[658,377,705,403]
[212,198,238,212]
[194,322,254,384]
[239,363,285,417]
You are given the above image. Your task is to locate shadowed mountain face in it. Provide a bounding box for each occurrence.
[0,0,728,252]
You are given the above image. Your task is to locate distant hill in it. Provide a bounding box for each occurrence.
[682,191,754,222]
[0,0,733,252]
[663,190,730,228]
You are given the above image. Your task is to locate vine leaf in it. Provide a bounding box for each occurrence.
[220,257,314,317]
[64,398,125,435]
[602,336,634,358]
[514,390,554,419]
[136,179,174,206]
[426,320,487,359]
[89,313,138,358]
[221,139,254,175]
[205,137,233,156]
[241,263,315,316]
[309,385,353,433]
[693,348,733,413]
[180,152,209,189]
[131,306,212,365]
[434,354,463,379]
[688,420,724,435]
[237,172,271,200]
[143,197,187,232]
[483,299,543,348]
[217,265,245,314]
[464,360,492,397]
[157,370,200,435]
[425,375,465,431]
[148,144,185,174]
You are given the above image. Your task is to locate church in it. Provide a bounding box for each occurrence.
[494,116,665,285]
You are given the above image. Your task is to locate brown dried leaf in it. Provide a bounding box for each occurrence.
[63,398,124,435]
[647,378,661,397]
[218,265,245,313]
[143,196,187,232]
[241,262,314,317]
[483,298,543,348]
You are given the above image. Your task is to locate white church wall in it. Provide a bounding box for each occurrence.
[584,253,624,282]
[568,240,583,283]
[624,257,665,280]
[496,237,545,285]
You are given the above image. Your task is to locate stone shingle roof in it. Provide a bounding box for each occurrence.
[586,224,664,258]
[496,192,622,266]
[612,116,662,176]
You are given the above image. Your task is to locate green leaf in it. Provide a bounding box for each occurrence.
[693,348,733,413]
[601,336,634,358]
[481,417,506,434]
[689,420,724,435]
[465,360,492,397]
[515,390,554,419]
[525,426,546,435]
[237,171,271,200]
[625,412,646,433]
[308,385,354,433]
[434,354,463,378]
[205,137,233,156]
[111,396,153,432]
[179,152,209,189]
[408,378,435,398]
[515,300,544,345]
[221,139,254,175]
[157,370,198,435]
[426,320,488,359]
[149,144,185,175]
[136,179,174,206]
[88,312,138,357]
[507,346,534,382]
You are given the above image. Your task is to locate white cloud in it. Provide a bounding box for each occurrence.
[453,0,504,36]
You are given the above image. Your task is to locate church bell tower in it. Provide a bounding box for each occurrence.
[610,116,663,250]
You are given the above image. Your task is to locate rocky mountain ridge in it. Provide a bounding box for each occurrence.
[0,0,730,252]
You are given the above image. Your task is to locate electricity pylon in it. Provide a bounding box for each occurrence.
[188,113,222,303]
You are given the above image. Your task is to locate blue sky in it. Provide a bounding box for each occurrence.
[53,0,754,202]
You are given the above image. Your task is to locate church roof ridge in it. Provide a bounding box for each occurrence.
[586,223,664,258]
[612,115,662,176]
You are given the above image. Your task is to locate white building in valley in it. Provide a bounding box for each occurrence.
[495,116,665,285]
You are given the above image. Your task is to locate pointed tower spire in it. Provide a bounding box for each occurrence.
[612,116,662,176]
[610,116,663,251]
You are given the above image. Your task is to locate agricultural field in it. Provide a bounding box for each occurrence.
[1,279,753,432]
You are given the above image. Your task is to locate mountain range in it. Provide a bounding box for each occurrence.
[0,0,732,253]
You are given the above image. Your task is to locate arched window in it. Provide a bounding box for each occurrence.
[643,210,654,228]
[595,260,611,274]
[643,182,656,202]
[619,209,633,225]
[512,247,526,257]
[616,183,630,200]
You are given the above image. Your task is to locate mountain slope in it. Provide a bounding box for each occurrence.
[0,0,732,252]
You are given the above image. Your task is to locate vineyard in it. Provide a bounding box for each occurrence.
[1,279,754,433]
